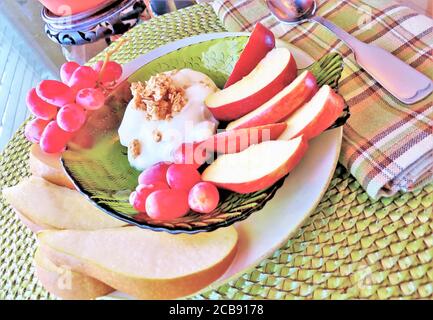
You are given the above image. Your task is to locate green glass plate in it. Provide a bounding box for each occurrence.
[62,33,346,234]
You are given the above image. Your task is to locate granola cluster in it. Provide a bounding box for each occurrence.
[129,139,141,159]
[131,71,187,121]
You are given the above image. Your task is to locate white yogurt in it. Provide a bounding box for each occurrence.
[118,69,219,170]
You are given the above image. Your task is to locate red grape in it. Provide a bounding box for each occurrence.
[26,88,58,120]
[130,182,169,212]
[75,88,106,110]
[68,66,98,91]
[57,103,87,132]
[60,61,80,84]
[188,182,220,214]
[166,164,201,190]
[138,162,171,185]
[129,191,138,206]
[24,118,50,144]
[36,80,75,107]
[93,61,122,83]
[145,189,190,220]
[40,121,73,153]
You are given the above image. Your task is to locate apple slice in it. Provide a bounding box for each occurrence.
[224,23,275,88]
[173,123,287,167]
[278,85,345,141]
[226,71,318,130]
[205,48,297,121]
[202,137,308,194]
[203,123,287,154]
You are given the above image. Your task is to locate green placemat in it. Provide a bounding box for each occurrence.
[1,4,432,300]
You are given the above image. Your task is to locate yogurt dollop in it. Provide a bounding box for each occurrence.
[119,69,219,170]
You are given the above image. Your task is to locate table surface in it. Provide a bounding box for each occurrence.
[0,12,54,152]
[0,0,63,152]
[0,3,432,300]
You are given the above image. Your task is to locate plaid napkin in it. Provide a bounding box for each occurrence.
[211,0,433,199]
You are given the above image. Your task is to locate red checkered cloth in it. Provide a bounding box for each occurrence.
[211,0,433,198]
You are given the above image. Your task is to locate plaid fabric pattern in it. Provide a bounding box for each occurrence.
[211,0,433,199]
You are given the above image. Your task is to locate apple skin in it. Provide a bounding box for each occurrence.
[279,85,345,141]
[206,50,298,121]
[224,22,275,88]
[226,71,318,130]
[202,137,309,194]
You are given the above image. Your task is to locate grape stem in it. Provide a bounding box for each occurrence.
[98,38,128,85]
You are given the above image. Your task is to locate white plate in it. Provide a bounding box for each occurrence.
[108,33,342,299]
[207,128,341,292]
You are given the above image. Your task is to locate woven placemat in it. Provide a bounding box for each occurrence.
[1,4,432,300]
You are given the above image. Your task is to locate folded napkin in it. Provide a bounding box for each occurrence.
[211,0,433,199]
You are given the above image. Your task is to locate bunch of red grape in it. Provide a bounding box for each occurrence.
[130,162,220,220]
[24,60,123,153]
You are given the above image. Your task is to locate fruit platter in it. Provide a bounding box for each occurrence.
[3,23,349,299]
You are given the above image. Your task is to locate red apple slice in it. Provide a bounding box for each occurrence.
[226,71,318,130]
[202,123,287,154]
[173,123,287,167]
[278,85,345,141]
[224,23,275,88]
[202,137,308,194]
[205,48,297,121]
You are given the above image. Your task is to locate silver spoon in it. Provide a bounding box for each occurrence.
[266,0,432,104]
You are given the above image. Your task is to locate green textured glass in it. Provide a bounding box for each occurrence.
[62,35,346,234]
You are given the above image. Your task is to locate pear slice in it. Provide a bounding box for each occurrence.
[29,144,75,189]
[2,176,127,230]
[34,248,113,300]
[38,226,238,299]
[14,208,53,233]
